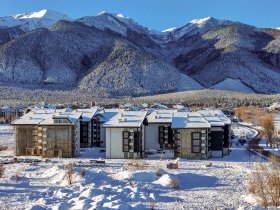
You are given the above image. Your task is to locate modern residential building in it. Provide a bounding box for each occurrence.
[103,111,147,159]
[198,110,232,156]
[12,108,82,158]
[171,112,211,159]
[145,110,177,150]
[92,109,124,147]
[77,107,98,148]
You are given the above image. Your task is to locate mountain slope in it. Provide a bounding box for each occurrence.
[0,20,180,97]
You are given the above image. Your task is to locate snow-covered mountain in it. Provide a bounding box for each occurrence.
[1,10,280,96]
[77,11,149,37]
[0,9,72,31]
[149,16,236,44]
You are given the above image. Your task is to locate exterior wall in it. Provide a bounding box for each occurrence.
[211,150,223,157]
[223,125,231,156]
[100,125,106,148]
[106,128,125,159]
[76,121,80,156]
[80,121,90,148]
[179,129,208,160]
[15,125,33,156]
[44,126,72,158]
[145,124,161,150]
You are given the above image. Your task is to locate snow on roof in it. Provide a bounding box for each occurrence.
[77,107,98,122]
[95,109,124,123]
[204,116,225,127]
[147,110,177,124]
[40,109,82,125]
[198,110,231,125]
[103,111,147,128]
[171,112,211,129]
[11,109,56,125]
[12,109,82,125]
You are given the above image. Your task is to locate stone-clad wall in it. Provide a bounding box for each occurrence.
[179,129,207,160]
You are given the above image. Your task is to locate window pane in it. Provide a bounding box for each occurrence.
[124,139,128,145]
[193,133,200,139]
[193,146,200,153]
[124,146,128,152]
[124,132,129,138]
[193,140,200,146]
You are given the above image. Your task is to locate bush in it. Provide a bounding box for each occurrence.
[65,163,75,185]
[170,176,180,190]
[0,165,4,177]
[15,171,20,183]
[81,167,85,176]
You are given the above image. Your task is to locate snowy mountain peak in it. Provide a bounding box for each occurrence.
[162,27,177,33]
[0,9,71,29]
[78,11,148,37]
[10,9,71,20]
[189,16,213,25]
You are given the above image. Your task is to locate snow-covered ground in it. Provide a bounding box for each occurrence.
[0,124,264,209]
[259,138,280,157]
[231,124,259,138]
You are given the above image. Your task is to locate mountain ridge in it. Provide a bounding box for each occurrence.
[1,10,280,97]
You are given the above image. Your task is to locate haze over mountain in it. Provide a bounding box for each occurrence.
[1,9,280,97]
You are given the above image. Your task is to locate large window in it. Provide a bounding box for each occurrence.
[192,132,201,153]
[159,125,173,149]
[123,129,142,153]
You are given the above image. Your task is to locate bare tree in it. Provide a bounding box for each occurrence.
[259,114,275,147]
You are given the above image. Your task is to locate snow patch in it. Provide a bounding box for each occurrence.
[153,174,173,187]
[178,73,204,91]
[210,78,255,93]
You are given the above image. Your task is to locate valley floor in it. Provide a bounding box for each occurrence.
[0,125,262,209]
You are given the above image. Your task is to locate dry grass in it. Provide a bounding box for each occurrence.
[248,155,280,208]
[0,146,8,151]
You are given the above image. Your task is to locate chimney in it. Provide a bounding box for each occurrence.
[118,119,122,123]
[29,117,32,120]
[121,113,123,117]
[124,118,127,122]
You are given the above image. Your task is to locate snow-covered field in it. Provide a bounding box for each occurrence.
[0,124,263,209]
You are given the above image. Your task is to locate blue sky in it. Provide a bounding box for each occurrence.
[1,0,279,31]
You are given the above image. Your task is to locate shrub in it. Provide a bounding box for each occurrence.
[0,165,4,177]
[15,171,20,183]
[65,163,75,185]
[170,177,180,190]
[81,167,85,176]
